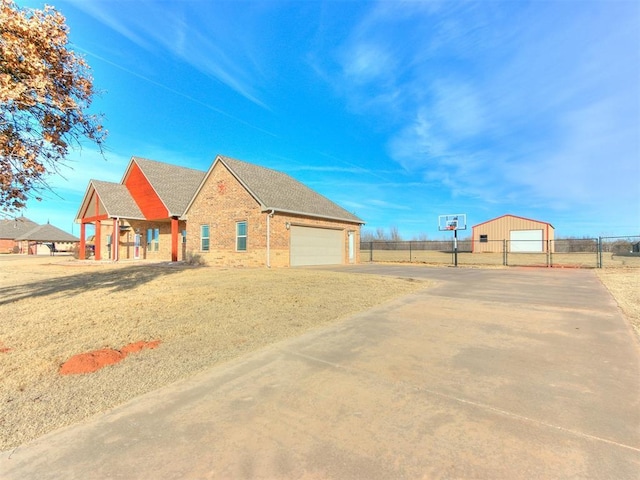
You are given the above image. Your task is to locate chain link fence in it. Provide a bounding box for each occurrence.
[360,236,640,268]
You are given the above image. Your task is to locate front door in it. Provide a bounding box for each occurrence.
[134,234,141,260]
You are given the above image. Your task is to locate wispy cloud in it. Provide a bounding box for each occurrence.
[341,42,396,85]
[76,46,277,138]
[66,0,269,108]
[320,0,639,231]
[46,147,129,194]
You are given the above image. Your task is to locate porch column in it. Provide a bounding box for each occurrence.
[171,217,179,262]
[79,222,86,260]
[113,218,120,261]
[95,221,102,261]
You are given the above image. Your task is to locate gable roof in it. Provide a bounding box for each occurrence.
[472,214,554,229]
[15,223,80,242]
[0,216,39,240]
[77,155,363,224]
[91,180,146,220]
[188,155,363,224]
[125,157,206,218]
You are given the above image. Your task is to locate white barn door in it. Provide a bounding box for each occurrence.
[510,229,543,252]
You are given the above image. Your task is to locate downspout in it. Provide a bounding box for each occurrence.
[266,209,275,268]
[114,217,120,262]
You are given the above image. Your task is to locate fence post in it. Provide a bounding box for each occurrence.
[598,237,602,268]
[409,241,412,262]
[503,239,507,266]
[370,241,373,262]
[547,239,551,268]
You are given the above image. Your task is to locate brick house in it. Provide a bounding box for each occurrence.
[15,222,80,255]
[75,155,363,266]
[0,216,38,253]
[0,217,78,254]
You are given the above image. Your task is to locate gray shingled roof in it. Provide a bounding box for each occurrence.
[91,180,145,219]
[0,216,39,239]
[16,223,79,242]
[132,157,206,217]
[218,156,363,224]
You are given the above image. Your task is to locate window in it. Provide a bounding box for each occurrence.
[182,230,187,244]
[201,225,210,251]
[147,228,159,251]
[480,234,488,243]
[236,221,247,251]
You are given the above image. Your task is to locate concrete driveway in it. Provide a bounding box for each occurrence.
[2,265,639,479]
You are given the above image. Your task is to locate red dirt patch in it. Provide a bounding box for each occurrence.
[59,340,161,375]
[120,340,161,355]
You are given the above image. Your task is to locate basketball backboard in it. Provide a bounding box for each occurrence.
[438,214,467,231]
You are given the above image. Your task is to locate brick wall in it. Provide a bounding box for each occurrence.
[0,239,16,254]
[185,162,361,267]
[186,163,267,267]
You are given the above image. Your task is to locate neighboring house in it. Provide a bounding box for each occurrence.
[75,155,364,266]
[0,216,39,253]
[472,214,555,253]
[15,222,80,255]
[0,217,79,254]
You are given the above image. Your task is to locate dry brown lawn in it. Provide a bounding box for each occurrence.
[596,268,640,337]
[0,256,637,452]
[0,256,427,451]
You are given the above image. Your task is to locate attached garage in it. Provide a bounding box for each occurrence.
[472,214,554,253]
[290,226,343,266]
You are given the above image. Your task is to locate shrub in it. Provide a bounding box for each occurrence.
[184,251,206,266]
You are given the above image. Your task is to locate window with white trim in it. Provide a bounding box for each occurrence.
[236,221,247,251]
[201,224,210,251]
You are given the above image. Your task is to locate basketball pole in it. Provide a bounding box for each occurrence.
[454,228,458,267]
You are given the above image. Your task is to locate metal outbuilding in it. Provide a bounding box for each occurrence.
[472,214,555,253]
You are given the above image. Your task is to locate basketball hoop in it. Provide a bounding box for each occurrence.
[438,213,468,267]
[438,214,467,232]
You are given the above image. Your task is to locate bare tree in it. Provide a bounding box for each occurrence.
[389,225,402,242]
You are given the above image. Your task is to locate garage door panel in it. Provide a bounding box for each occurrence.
[510,229,543,252]
[291,226,343,266]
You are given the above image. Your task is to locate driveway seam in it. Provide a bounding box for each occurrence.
[280,347,640,454]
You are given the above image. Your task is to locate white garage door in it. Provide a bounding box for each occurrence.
[510,229,543,252]
[290,226,343,266]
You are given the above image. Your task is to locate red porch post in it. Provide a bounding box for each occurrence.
[171,217,179,262]
[79,222,86,260]
[95,221,102,261]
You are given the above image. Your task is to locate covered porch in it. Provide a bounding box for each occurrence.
[76,181,183,262]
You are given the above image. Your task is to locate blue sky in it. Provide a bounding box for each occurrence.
[13,0,640,239]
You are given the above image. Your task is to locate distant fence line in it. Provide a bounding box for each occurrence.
[360,236,640,268]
